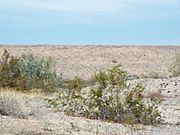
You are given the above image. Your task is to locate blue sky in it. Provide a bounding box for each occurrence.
[0,0,180,45]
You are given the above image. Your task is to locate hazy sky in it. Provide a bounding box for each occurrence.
[0,0,180,45]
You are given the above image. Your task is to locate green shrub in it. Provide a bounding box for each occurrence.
[48,66,162,125]
[95,70,108,89]
[48,77,86,115]
[0,49,21,88]
[123,84,161,124]
[18,54,62,92]
[107,65,127,87]
[65,76,85,90]
[94,65,127,89]
[0,49,62,92]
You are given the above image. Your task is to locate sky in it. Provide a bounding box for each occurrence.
[0,0,180,45]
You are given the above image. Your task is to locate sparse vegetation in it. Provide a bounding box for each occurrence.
[48,65,162,125]
[0,46,180,134]
[169,54,180,77]
[0,49,162,125]
[0,49,63,92]
[0,90,29,118]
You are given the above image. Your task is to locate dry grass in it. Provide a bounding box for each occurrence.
[0,89,29,118]
[0,88,45,97]
[0,88,46,119]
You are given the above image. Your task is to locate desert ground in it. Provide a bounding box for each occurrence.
[0,45,180,80]
[0,45,180,135]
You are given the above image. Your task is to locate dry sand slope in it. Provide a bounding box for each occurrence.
[0,45,180,135]
[0,45,180,79]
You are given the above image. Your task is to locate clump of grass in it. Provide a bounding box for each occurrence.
[0,90,29,118]
[16,130,42,135]
[48,65,162,125]
[0,49,63,92]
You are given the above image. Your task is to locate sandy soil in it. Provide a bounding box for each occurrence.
[0,45,180,79]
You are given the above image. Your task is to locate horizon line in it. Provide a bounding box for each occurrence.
[0,44,180,47]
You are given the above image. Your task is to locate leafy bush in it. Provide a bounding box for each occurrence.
[48,77,86,114]
[65,76,85,90]
[0,49,62,92]
[48,66,161,125]
[18,54,62,92]
[123,84,161,124]
[0,49,21,88]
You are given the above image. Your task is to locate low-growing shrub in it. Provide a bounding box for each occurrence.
[48,77,86,115]
[94,65,127,89]
[123,84,161,124]
[0,49,62,92]
[65,76,86,90]
[0,92,28,118]
[48,66,162,125]
[18,54,62,92]
[95,70,108,89]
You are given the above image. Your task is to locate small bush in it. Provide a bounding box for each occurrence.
[48,66,162,125]
[65,76,85,90]
[0,49,63,92]
[48,77,86,114]
[94,70,108,89]
[123,84,161,124]
[94,65,127,89]
[18,54,62,92]
[0,92,28,118]
[0,49,21,88]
